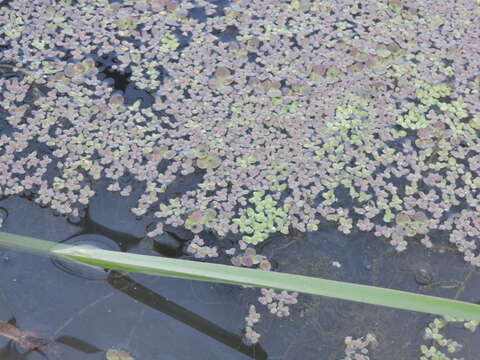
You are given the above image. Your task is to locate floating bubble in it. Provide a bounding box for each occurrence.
[414,268,433,286]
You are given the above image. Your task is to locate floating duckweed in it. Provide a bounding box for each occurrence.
[215,66,231,79]
[116,16,137,31]
[233,191,290,245]
[326,66,339,79]
[196,155,221,169]
[245,37,260,51]
[259,260,272,271]
[106,349,135,360]
[396,213,411,226]
[185,209,217,233]
[159,33,180,53]
[271,97,283,105]
[109,93,124,108]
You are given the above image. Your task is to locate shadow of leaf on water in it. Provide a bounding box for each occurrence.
[107,271,268,360]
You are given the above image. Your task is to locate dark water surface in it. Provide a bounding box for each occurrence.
[0,195,479,359]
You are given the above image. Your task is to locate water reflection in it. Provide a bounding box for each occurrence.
[107,272,268,360]
[54,336,102,355]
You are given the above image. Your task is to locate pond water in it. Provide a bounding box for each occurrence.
[0,195,479,359]
[1,0,480,359]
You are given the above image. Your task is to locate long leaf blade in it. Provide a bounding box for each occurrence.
[55,246,480,320]
[1,231,479,320]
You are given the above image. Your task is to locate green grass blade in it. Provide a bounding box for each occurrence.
[0,230,69,255]
[1,231,480,320]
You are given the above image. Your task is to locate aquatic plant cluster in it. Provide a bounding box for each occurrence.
[1,0,479,263]
[0,0,479,349]
[343,333,377,360]
[0,0,479,324]
[420,317,479,360]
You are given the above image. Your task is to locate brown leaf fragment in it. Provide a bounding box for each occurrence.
[0,321,49,351]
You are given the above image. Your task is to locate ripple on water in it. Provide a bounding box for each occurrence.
[51,233,120,280]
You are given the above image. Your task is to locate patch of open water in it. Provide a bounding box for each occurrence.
[0,196,479,359]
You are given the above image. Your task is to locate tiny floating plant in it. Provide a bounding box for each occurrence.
[0,231,479,321]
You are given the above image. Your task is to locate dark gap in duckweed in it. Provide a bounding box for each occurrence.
[124,82,155,108]
[159,170,206,205]
[154,64,167,86]
[152,239,184,259]
[332,184,357,210]
[0,0,12,8]
[149,225,194,258]
[81,207,142,252]
[247,52,258,64]
[47,118,73,138]
[98,67,131,92]
[24,82,47,104]
[0,116,9,135]
[96,57,156,109]
[52,202,143,253]
[171,29,192,52]
[188,6,207,22]
[212,25,239,43]
[164,228,191,243]
[206,0,230,17]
